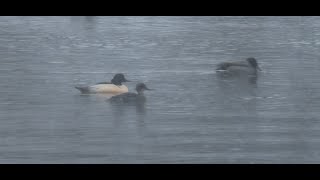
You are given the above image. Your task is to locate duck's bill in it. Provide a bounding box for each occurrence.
[145,87,153,90]
[216,69,227,72]
[257,66,262,71]
[124,79,131,82]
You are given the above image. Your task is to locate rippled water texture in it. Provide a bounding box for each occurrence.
[1,16,320,163]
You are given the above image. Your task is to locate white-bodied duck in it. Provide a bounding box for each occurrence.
[75,73,130,94]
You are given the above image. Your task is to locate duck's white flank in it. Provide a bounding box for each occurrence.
[88,84,128,93]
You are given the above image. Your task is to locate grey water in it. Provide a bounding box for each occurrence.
[1,16,320,163]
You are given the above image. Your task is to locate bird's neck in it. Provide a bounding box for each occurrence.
[111,79,122,85]
[137,91,144,95]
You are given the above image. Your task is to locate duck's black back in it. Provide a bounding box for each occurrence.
[96,81,111,84]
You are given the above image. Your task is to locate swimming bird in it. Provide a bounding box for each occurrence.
[75,73,130,94]
[216,57,261,76]
[108,83,152,104]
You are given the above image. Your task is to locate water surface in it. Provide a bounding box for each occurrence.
[0,16,320,163]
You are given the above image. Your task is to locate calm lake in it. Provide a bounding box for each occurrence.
[0,16,320,163]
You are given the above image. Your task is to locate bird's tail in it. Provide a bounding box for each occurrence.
[75,86,90,94]
[216,63,230,70]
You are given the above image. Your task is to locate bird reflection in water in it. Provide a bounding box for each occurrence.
[108,83,152,130]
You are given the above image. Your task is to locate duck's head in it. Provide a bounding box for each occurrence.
[246,57,261,71]
[136,83,152,94]
[111,73,130,85]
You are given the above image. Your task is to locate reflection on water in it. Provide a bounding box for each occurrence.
[1,16,320,163]
[110,101,147,117]
[216,71,259,87]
